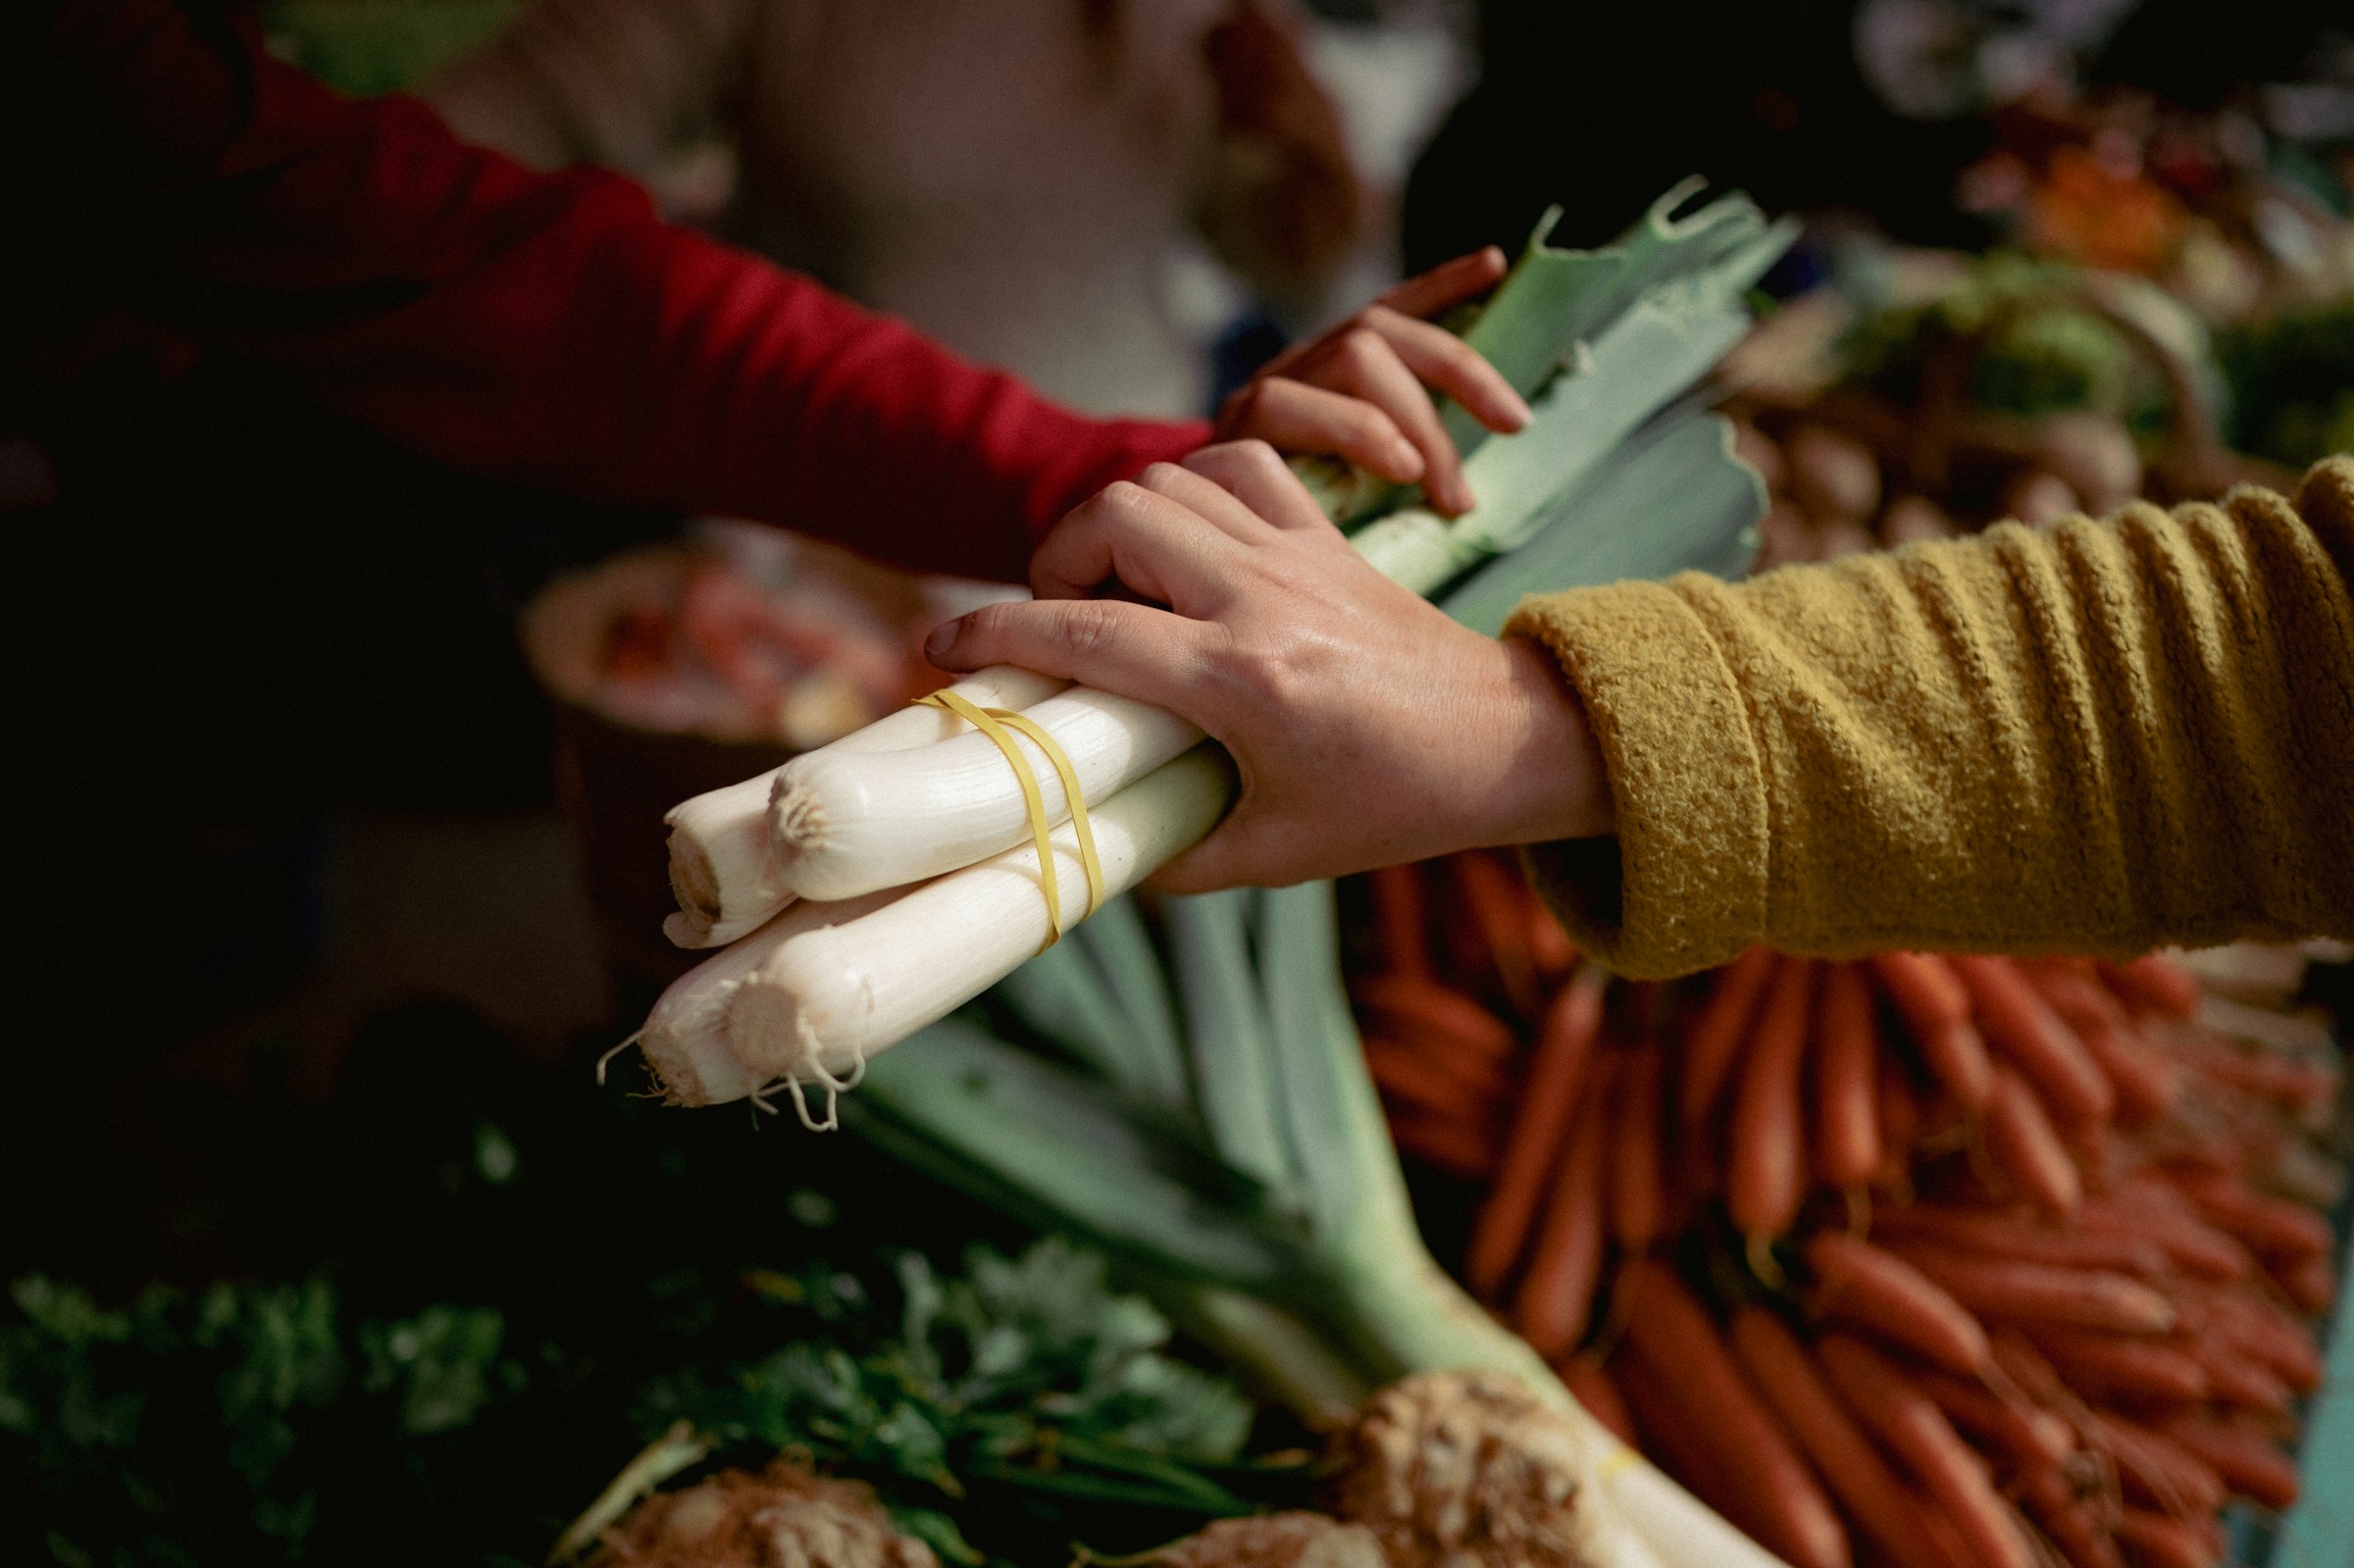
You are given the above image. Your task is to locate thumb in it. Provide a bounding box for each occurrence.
[925,597,1212,717]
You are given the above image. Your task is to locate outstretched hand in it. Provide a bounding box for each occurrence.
[923,442,1613,891]
[1217,248,1530,517]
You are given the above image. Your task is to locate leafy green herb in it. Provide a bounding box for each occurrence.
[1,1275,520,1562]
[638,1239,1256,1520]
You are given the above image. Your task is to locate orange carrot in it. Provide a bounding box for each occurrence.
[1351,973,1517,1067]
[1803,1232,1991,1375]
[1904,1363,2074,1472]
[2280,1251,2337,1315]
[1729,1307,1970,1568]
[1948,956,2115,1126]
[2113,1510,2221,1568]
[1866,951,1970,1031]
[1527,897,1578,987]
[2158,1416,2300,1511]
[1613,1347,1746,1529]
[2081,1188,2252,1282]
[1366,863,1431,979]
[1728,956,1818,1251]
[2098,954,2202,1019]
[1867,953,1994,1113]
[2184,1289,2325,1393]
[1380,1100,1501,1181]
[1815,963,1882,1189]
[1869,1203,2168,1277]
[2078,1028,2181,1126]
[1874,1045,1924,1186]
[1984,1066,2082,1216]
[1466,965,1607,1295]
[1619,1263,1854,1568]
[1874,1242,2177,1336]
[2175,1045,2339,1115]
[2090,1414,2226,1515]
[1679,946,1777,1126]
[1452,851,1544,1018]
[1559,1354,1637,1446]
[2180,1337,2294,1416]
[1987,1330,2068,1404]
[1512,1051,1616,1356]
[2164,1169,2333,1261]
[1364,1037,1504,1119]
[2018,1327,2209,1407]
[1815,1334,2035,1568]
[1611,1044,1665,1250]
[2021,962,2180,1123]
[2014,1468,2124,1568]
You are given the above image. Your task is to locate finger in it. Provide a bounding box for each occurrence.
[1182,441,1336,533]
[1029,480,1250,606]
[1307,327,1474,515]
[923,596,1212,717]
[1220,378,1424,485]
[1133,459,1289,545]
[1360,305,1531,433]
[1376,245,1509,322]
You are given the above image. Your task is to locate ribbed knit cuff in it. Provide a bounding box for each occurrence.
[1506,578,1770,978]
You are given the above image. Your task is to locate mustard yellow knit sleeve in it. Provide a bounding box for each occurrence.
[1505,457,2354,980]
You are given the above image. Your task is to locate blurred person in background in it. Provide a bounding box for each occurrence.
[425,0,1365,420]
[0,0,1524,1063]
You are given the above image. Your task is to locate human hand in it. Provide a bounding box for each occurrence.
[922,442,1612,891]
[1215,249,1531,518]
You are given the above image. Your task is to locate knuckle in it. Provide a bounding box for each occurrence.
[1100,479,1154,524]
[1338,327,1386,367]
[1347,404,1399,449]
[1055,600,1125,659]
[1230,437,1282,475]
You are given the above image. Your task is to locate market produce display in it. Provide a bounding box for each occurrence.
[565,186,1816,1566]
[1354,853,2344,1568]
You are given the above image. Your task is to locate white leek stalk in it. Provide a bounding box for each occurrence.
[640,746,1230,1122]
[661,665,1064,947]
[767,687,1202,901]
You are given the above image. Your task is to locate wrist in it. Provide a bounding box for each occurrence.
[1486,634,1614,845]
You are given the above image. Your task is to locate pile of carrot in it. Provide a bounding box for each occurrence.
[1347,851,2345,1568]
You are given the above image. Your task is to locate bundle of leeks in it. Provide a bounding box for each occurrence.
[618,184,1801,1567]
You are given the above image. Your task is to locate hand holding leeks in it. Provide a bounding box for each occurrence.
[1216,246,1532,517]
[659,245,1541,945]
[926,444,1615,890]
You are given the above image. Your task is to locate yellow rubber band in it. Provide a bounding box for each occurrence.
[988,709,1105,924]
[916,689,1102,950]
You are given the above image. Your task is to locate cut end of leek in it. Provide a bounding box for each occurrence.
[663,775,793,948]
[639,980,767,1108]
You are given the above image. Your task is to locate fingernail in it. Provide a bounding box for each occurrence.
[924,618,961,660]
[1504,392,1534,430]
[1388,436,1424,479]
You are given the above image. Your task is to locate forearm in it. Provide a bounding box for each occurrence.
[1510,459,2354,977]
[39,0,1204,582]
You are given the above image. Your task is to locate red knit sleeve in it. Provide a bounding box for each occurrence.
[40,0,1206,581]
